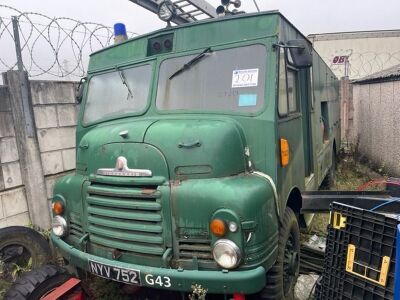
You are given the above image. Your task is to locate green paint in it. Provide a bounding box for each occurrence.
[51,11,339,294]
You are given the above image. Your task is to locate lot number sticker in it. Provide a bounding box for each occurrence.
[232,69,259,88]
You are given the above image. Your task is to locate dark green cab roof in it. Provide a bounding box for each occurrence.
[88,10,310,72]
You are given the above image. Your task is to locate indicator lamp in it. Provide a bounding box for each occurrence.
[280,138,290,167]
[228,221,238,232]
[153,42,161,52]
[210,219,226,237]
[164,39,172,50]
[52,201,64,215]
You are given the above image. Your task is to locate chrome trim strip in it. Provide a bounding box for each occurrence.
[252,171,280,217]
[97,156,152,177]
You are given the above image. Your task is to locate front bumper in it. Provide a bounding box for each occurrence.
[51,234,266,294]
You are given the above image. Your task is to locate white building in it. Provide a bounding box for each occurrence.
[308,30,400,80]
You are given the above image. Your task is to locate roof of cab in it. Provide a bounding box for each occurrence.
[90,10,307,57]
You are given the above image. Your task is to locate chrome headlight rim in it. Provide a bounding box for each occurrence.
[51,215,68,237]
[212,239,241,269]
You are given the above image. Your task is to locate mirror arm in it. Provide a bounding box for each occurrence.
[77,76,87,91]
[76,76,87,103]
[272,43,305,51]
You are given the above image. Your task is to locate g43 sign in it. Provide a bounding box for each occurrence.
[332,56,349,65]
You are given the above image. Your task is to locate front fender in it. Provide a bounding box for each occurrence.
[53,173,86,221]
[171,173,279,269]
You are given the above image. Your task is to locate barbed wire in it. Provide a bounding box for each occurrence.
[0,5,138,79]
[328,48,400,79]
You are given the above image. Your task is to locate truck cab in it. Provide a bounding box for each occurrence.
[50,10,340,298]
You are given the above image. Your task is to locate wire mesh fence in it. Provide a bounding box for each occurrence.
[0,5,138,80]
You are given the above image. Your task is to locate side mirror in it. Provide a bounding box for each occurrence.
[76,77,86,104]
[286,39,312,69]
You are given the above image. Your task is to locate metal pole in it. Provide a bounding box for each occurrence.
[344,56,349,77]
[12,16,34,137]
[252,0,260,12]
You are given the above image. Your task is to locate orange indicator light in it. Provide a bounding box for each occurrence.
[52,201,64,215]
[280,138,290,167]
[210,219,226,237]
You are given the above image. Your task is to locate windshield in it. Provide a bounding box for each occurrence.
[83,64,151,124]
[156,44,266,113]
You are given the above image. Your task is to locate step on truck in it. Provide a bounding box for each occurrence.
[24,7,341,300]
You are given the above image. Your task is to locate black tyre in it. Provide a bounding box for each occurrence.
[4,265,71,300]
[258,207,300,300]
[0,226,52,281]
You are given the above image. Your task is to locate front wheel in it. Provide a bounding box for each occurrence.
[4,265,72,300]
[257,207,300,300]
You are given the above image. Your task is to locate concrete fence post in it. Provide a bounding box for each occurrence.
[340,76,352,144]
[3,71,50,229]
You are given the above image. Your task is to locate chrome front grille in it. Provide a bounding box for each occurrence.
[69,214,84,239]
[86,175,166,256]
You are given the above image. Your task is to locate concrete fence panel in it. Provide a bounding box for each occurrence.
[352,80,400,176]
[0,72,78,229]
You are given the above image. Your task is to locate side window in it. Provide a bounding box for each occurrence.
[278,49,299,117]
[287,69,297,113]
[278,49,288,116]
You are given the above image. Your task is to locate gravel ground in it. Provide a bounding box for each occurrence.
[295,274,319,300]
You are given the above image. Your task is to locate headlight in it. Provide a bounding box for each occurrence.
[52,216,68,237]
[212,239,241,269]
[158,0,175,22]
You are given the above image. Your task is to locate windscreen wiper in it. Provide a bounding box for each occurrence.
[118,69,134,100]
[169,47,212,80]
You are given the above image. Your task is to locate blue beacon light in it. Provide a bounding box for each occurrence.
[114,23,128,44]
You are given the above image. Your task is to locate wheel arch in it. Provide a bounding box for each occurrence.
[333,138,337,154]
[285,187,306,228]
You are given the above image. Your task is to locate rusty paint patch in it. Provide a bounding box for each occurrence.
[142,188,156,195]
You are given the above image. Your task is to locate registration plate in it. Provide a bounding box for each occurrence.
[88,260,141,285]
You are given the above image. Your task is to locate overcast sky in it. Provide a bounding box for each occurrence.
[1,0,400,35]
[1,0,399,82]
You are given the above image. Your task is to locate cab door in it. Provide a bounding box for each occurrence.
[276,49,306,210]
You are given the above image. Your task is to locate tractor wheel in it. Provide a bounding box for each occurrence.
[0,226,52,282]
[4,265,72,300]
[257,207,300,300]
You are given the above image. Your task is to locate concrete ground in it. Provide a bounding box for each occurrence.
[295,274,319,300]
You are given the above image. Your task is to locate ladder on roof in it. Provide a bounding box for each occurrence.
[129,0,217,24]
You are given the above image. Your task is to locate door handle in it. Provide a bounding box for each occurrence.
[178,140,202,149]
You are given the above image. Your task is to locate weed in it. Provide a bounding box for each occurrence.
[10,257,32,280]
[188,284,208,300]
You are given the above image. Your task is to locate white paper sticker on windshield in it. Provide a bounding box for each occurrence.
[232,69,259,88]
